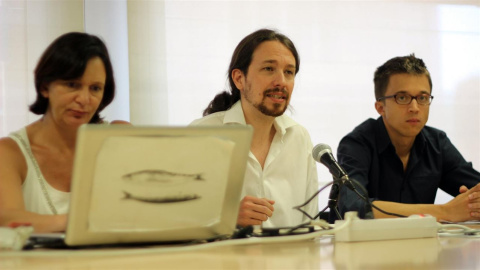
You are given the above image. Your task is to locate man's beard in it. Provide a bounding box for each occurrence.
[244,87,289,117]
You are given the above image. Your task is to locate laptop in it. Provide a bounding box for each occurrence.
[30,124,253,247]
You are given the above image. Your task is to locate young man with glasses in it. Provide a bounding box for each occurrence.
[337,54,480,222]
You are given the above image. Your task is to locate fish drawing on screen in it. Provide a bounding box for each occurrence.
[122,169,204,185]
[121,169,204,203]
[122,191,200,203]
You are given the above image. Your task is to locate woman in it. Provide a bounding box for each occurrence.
[0,32,127,232]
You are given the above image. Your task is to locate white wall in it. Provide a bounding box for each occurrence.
[84,0,131,123]
[127,0,169,125]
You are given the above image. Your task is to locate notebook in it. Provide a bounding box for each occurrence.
[30,124,253,247]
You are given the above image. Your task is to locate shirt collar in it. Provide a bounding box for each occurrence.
[414,128,427,152]
[375,117,391,154]
[223,100,297,136]
[375,116,427,154]
[274,112,297,137]
[223,101,247,125]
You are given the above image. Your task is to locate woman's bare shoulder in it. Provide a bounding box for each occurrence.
[0,136,27,174]
[0,136,20,153]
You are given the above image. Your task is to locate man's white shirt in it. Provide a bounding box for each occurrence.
[191,101,319,227]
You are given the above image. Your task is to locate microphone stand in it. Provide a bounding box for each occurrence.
[341,177,375,220]
[327,175,375,222]
[327,175,345,223]
[345,177,374,220]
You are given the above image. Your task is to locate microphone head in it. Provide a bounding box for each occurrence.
[312,143,332,163]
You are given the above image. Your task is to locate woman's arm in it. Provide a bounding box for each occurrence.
[0,137,66,233]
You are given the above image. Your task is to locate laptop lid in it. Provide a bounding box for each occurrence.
[64,124,253,246]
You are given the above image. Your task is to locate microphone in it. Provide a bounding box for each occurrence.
[312,144,348,180]
[312,143,347,222]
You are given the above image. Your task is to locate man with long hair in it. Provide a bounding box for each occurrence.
[192,29,318,228]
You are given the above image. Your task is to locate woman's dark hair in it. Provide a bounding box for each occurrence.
[202,28,300,116]
[374,53,432,100]
[30,32,115,123]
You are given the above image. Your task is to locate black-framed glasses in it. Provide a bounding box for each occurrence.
[377,92,434,105]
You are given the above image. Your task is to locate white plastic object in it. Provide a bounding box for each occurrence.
[335,211,438,242]
[0,226,33,250]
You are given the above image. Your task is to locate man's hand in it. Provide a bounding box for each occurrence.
[237,195,275,227]
[467,183,480,219]
[443,183,480,222]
